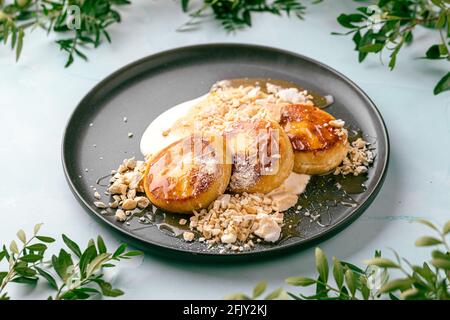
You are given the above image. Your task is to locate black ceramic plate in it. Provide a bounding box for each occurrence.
[62,44,389,260]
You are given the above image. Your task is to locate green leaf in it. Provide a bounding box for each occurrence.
[360,276,370,300]
[315,248,329,283]
[0,292,10,300]
[35,266,57,289]
[62,234,82,258]
[17,229,26,244]
[95,279,124,297]
[181,0,189,12]
[97,236,107,254]
[315,275,328,298]
[123,250,143,257]
[0,272,8,285]
[79,245,97,277]
[15,28,24,62]
[389,293,399,300]
[379,278,414,293]
[264,288,284,300]
[363,258,400,268]
[62,288,91,300]
[102,263,115,268]
[434,72,450,95]
[285,277,316,286]
[224,293,250,300]
[425,45,442,59]
[359,43,384,53]
[436,10,446,29]
[86,253,111,277]
[27,243,47,252]
[412,263,435,284]
[443,220,450,235]
[431,258,450,270]
[415,236,442,247]
[9,240,19,254]
[340,261,365,274]
[14,266,37,277]
[2,245,10,261]
[332,257,344,289]
[345,269,356,297]
[400,288,421,300]
[19,254,43,263]
[337,14,364,29]
[36,236,55,243]
[11,276,38,285]
[252,281,267,298]
[112,243,127,258]
[51,249,73,282]
[431,250,449,261]
[0,250,6,262]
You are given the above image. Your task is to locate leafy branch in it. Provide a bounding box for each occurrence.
[227,219,450,300]
[0,224,142,300]
[335,0,450,95]
[0,0,130,67]
[179,0,310,32]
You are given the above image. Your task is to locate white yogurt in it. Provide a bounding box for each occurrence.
[140,94,208,157]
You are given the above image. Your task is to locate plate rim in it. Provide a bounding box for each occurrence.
[61,43,390,259]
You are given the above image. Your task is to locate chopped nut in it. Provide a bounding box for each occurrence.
[115,209,126,222]
[108,182,127,195]
[221,233,237,244]
[179,219,187,225]
[125,157,136,169]
[109,200,119,209]
[136,196,150,209]
[93,191,101,200]
[329,119,345,128]
[127,189,136,200]
[122,199,137,210]
[94,201,107,209]
[183,231,195,242]
[334,138,373,176]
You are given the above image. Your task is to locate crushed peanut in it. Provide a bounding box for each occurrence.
[115,209,126,222]
[183,231,195,242]
[188,192,284,247]
[94,201,106,209]
[334,138,374,176]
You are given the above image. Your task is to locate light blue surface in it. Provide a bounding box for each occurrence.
[0,1,448,299]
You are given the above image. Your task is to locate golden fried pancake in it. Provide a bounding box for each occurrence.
[144,134,231,213]
[225,118,294,194]
[280,104,348,175]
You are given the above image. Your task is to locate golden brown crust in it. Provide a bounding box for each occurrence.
[225,119,294,194]
[144,134,231,213]
[280,104,341,152]
[280,104,348,175]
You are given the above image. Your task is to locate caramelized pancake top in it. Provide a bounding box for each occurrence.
[145,135,222,201]
[280,104,343,152]
[224,119,283,190]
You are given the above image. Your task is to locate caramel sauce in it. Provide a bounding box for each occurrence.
[145,135,219,201]
[280,104,341,152]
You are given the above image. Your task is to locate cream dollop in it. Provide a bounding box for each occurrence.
[140,94,207,157]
